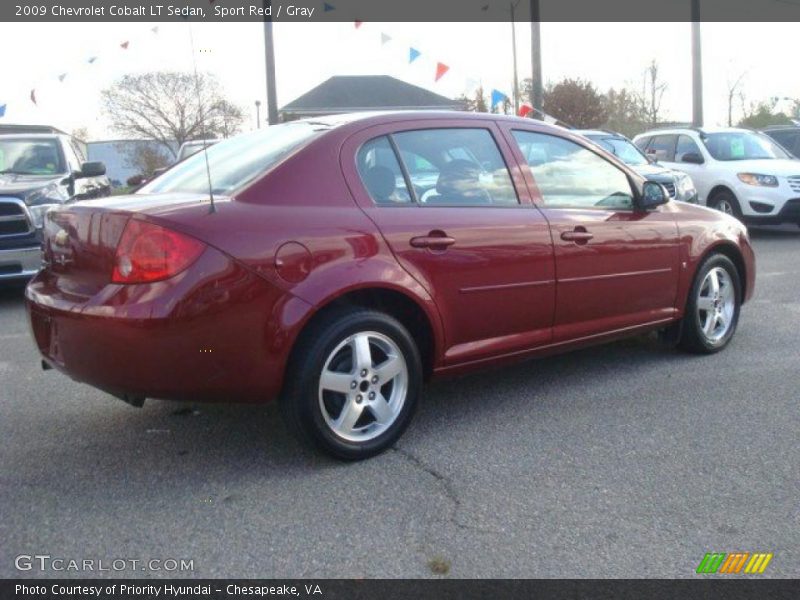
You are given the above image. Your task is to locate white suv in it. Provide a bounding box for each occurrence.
[634,127,800,225]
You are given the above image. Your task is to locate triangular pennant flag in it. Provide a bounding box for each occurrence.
[30,89,37,105]
[490,89,508,108]
[120,41,129,49]
[380,32,391,45]
[324,2,335,11]
[58,73,67,83]
[409,47,421,63]
[151,26,160,34]
[435,62,450,82]
[87,56,97,64]
[354,20,362,29]
[518,103,533,118]
[0,104,6,118]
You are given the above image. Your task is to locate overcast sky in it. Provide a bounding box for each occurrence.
[0,21,797,139]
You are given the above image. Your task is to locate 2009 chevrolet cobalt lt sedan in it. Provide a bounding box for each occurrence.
[26,112,755,460]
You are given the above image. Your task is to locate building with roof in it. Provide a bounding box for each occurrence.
[280,75,465,120]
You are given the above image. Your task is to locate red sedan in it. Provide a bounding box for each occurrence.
[26,112,755,460]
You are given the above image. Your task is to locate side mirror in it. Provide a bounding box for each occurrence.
[640,181,669,210]
[681,152,704,165]
[76,161,106,178]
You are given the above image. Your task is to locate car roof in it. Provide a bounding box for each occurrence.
[637,126,756,137]
[293,110,568,134]
[0,133,62,140]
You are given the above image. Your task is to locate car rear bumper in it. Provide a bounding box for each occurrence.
[24,251,301,405]
[0,245,40,281]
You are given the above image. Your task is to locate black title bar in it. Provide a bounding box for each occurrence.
[4,0,800,22]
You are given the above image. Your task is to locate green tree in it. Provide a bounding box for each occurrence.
[738,98,792,129]
[541,78,608,128]
[602,87,648,137]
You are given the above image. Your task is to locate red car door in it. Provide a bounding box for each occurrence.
[499,124,680,342]
[341,120,555,366]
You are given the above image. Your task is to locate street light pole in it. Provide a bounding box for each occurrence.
[691,0,703,127]
[263,1,279,125]
[529,0,543,115]
[510,1,520,114]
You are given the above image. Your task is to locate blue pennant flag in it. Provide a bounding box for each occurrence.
[0,104,6,118]
[409,47,421,63]
[491,89,508,108]
[324,2,335,11]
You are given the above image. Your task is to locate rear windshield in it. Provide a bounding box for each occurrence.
[139,122,328,196]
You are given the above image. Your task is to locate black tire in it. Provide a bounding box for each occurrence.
[678,253,742,354]
[280,307,422,461]
[708,189,743,220]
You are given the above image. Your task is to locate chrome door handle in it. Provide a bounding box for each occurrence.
[560,230,593,243]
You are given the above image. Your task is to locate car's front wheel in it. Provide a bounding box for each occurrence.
[708,190,742,219]
[281,307,422,460]
[679,253,741,354]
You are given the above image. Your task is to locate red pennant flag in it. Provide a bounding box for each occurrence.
[518,103,533,118]
[30,89,37,105]
[120,41,129,49]
[354,20,362,29]
[435,62,450,82]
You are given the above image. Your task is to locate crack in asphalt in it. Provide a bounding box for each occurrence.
[392,446,503,536]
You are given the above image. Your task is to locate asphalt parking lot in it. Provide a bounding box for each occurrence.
[1,226,798,579]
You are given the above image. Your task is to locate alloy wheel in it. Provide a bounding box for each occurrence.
[318,331,408,442]
[696,267,735,343]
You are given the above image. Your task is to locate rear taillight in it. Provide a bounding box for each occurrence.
[111,219,205,284]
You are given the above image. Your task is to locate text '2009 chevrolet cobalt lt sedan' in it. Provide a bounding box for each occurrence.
[26,112,755,460]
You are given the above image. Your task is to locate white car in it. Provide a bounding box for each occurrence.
[634,127,800,225]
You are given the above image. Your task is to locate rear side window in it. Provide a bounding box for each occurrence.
[647,135,677,161]
[392,128,518,206]
[512,130,634,211]
[356,137,412,204]
[768,130,800,157]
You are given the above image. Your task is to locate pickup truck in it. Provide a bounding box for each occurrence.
[0,132,109,282]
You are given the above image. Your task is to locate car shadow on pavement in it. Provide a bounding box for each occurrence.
[0,282,27,306]
[748,225,800,238]
[11,332,696,491]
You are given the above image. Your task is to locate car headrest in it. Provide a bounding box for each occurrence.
[362,165,396,202]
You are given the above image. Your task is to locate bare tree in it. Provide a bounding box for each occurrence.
[639,60,668,126]
[726,71,747,126]
[102,71,244,158]
[122,142,173,179]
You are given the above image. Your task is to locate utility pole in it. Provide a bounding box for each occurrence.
[691,0,703,127]
[510,1,520,114]
[263,1,279,125]
[255,100,262,129]
[530,0,543,115]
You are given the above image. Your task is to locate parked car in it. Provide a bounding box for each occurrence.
[176,139,219,163]
[762,124,800,159]
[26,112,755,460]
[0,131,109,282]
[634,127,800,224]
[576,129,697,203]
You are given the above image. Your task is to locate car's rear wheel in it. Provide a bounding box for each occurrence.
[709,190,742,219]
[281,308,422,460]
[678,253,741,354]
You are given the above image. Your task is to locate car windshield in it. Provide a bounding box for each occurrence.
[0,138,65,176]
[590,136,649,166]
[701,131,790,161]
[139,122,329,195]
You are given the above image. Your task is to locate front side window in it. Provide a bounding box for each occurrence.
[512,130,634,210]
[392,128,518,206]
[356,136,412,204]
[675,135,703,162]
[701,131,791,161]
